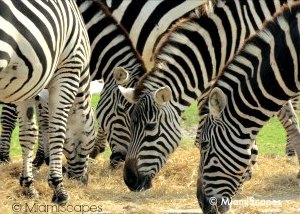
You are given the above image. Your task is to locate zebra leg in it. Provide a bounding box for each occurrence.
[277,101,300,178]
[63,71,96,185]
[33,90,50,168]
[47,84,76,205]
[32,96,46,168]
[0,104,17,163]
[278,101,299,156]
[16,100,39,198]
[244,141,258,181]
[89,129,106,159]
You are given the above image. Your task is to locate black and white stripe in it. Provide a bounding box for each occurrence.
[0,0,204,166]
[77,0,147,167]
[0,0,95,204]
[197,3,300,213]
[118,0,297,192]
[102,0,203,68]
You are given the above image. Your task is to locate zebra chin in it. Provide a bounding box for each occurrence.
[197,179,231,214]
[123,158,152,192]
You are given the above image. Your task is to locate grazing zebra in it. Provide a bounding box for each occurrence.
[102,0,203,68]
[118,0,298,192]
[197,3,300,213]
[0,0,95,204]
[68,0,148,168]
[0,0,204,165]
[30,0,147,168]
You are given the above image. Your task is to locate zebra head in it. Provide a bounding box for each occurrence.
[119,85,182,191]
[96,67,142,167]
[197,87,253,214]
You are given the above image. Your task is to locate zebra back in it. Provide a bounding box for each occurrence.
[102,0,203,68]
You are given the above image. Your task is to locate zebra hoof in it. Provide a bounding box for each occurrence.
[79,173,89,185]
[51,184,69,205]
[109,152,125,169]
[32,155,45,168]
[89,147,105,159]
[52,192,69,205]
[23,186,39,198]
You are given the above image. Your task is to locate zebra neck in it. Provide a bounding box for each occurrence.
[146,0,292,113]
[77,0,146,81]
[216,4,300,136]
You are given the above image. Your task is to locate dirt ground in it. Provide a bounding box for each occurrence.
[0,143,299,214]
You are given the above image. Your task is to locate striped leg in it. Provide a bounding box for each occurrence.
[278,100,300,157]
[47,81,78,204]
[16,100,39,198]
[63,69,96,184]
[89,129,106,159]
[33,90,49,168]
[0,104,17,163]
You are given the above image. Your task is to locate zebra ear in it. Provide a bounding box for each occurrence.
[154,86,172,105]
[209,87,226,119]
[113,67,130,85]
[118,86,137,104]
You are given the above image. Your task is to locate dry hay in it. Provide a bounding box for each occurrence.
[0,147,299,214]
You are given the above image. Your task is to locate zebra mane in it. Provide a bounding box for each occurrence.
[134,0,222,100]
[152,0,218,62]
[93,0,147,74]
[199,2,300,111]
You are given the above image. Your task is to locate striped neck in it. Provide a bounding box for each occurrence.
[215,3,300,137]
[137,0,291,112]
[77,0,146,82]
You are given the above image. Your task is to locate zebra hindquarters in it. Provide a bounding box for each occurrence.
[63,68,96,185]
[16,99,39,198]
[0,103,17,163]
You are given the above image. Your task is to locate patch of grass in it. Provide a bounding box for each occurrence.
[256,117,286,156]
[3,99,298,157]
[181,102,199,128]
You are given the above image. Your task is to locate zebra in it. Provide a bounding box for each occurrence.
[28,0,148,168]
[117,0,299,192]
[197,2,300,213]
[0,0,95,204]
[90,0,204,161]
[102,0,204,69]
[0,0,204,166]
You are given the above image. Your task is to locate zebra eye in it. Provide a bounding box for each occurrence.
[145,123,156,131]
[201,140,210,150]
